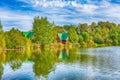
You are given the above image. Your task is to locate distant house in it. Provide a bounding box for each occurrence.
[56,32,68,44]
[23,32,34,39]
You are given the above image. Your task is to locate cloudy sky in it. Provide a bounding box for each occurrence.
[0,0,120,31]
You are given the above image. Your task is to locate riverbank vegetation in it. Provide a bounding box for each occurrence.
[0,16,120,50]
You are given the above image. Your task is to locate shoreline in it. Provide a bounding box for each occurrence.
[0,43,120,52]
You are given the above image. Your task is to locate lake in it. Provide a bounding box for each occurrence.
[0,46,120,80]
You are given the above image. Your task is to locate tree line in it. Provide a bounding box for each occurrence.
[0,16,120,50]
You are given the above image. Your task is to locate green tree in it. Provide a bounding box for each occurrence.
[81,32,89,41]
[63,25,70,31]
[5,28,29,48]
[109,29,118,45]
[78,35,83,43]
[118,31,120,44]
[53,26,65,36]
[90,22,96,31]
[33,17,55,45]
[94,34,104,44]
[0,21,5,50]
[68,26,79,43]
[0,34,6,50]
[106,39,112,46]
[78,23,89,32]
[0,21,3,32]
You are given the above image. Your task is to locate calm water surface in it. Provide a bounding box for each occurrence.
[0,46,120,80]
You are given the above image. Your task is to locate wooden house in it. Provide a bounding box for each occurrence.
[56,33,68,44]
[23,32,34,39]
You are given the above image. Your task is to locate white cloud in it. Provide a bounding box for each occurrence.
[17,0,99,14]
[0,8,32,20]
[1,0,120,31]
[77,4,98,14]
[0,8,33,31]
[18,0,68,7]
[93,1,120,19]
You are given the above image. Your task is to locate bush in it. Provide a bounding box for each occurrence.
[94,35,104,44]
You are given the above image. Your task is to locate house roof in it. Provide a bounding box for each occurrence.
[58,33,68,40]
[23,32,34,39]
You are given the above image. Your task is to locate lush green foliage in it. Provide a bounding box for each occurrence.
[0,22,5,50]
[0,47,99,79]
[5,28,31,48]
[68,26,79,43]
[0,34,5,50]
[0,17,120,50]
[33,17,55,45]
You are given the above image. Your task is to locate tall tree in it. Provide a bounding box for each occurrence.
[81,32,90,42]
[0,21,5,50]
[78,23,89,32]
[0,21,3,32]
[68,26,79,43]
[5,28,29,48]
[90,22,96,31]
[33,17,55,45]
[63,25,70,31]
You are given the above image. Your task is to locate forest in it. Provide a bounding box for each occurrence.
[0,16,120,50]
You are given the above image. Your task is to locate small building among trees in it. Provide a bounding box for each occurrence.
[23,32,34,39]
[56,32,68,44]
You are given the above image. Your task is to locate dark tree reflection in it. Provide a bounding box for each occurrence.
[33,49,57,77]
[0,64,3,80]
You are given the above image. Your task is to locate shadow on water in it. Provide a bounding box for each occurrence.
[0,46,120,80]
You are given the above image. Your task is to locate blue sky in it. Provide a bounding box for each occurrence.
[0,0,120,31]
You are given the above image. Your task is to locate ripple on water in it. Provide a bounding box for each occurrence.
[47,62,120,80]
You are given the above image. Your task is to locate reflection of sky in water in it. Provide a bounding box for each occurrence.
[2,62,120,80]
[48,63,120,80]
[2,62,36,80]
[78,47,120,71]
[78,46,120,55]
[48,63,88,80]
[47,47,120,80]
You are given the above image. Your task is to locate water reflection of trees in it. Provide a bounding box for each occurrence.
[56,48,79,62]
[79,54,97,66]
[32,47,98,79]
[0,50,32,80]
[58,48,97,65]
[0,47,117,79]
[0,52,6,80]
[33,49,57,77]
[0,64,3,80]
[78,48,120,72]
[6,51,32,70]
[9,60,22,71]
